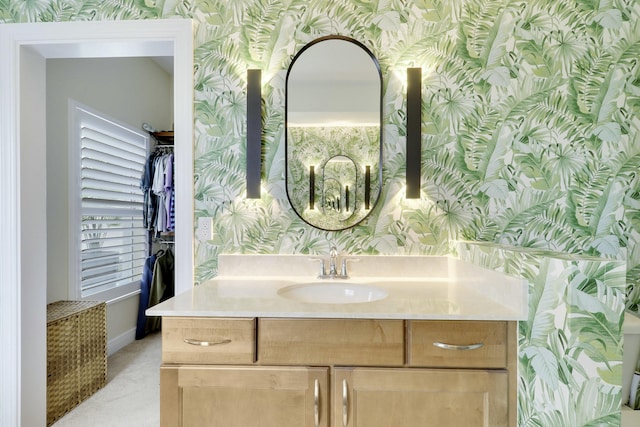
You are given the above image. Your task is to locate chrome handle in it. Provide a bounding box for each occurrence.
[314,379,320,427]
[342,379,348,427]
[433,341,484,351]
[309,257,326,277]
[340,258,360,277]
[183,338,232,347]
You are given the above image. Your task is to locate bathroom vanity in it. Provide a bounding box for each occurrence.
[148,255,527,427]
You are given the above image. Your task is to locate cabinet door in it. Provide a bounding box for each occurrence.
[161,365,329,427]
[333,367,508,427]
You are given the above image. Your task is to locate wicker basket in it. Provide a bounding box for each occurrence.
[47,300,107,426]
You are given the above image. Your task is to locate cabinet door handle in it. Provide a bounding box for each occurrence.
[433,341,483,351]
[314,379,320,427]
[183,338,232,347]
[342,379,348,427]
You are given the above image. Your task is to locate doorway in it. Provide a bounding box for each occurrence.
[0,19,194,426]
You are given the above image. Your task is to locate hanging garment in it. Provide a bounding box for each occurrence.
[152,155,166,233]
[142,149,174,235]
[141,151,159,230]
[155,192,167,233]
[135,253,157,340]
[169,189,175,231]
[145,248,175,334]
[164,154,174,231]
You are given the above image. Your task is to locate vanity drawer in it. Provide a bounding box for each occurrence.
[258,318,404,366]
[162,317,256,364]
[408,320,507,368]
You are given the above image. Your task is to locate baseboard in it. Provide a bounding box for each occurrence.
[107,327,136,356]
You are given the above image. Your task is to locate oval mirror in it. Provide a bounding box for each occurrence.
[286,36,382,231]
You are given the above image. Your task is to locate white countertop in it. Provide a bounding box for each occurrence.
[147,255,528,321]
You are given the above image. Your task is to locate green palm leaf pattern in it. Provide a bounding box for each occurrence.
[2,0,639,424]
[459,242,626,426]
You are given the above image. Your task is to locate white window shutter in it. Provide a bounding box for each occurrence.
[71,101,148,298]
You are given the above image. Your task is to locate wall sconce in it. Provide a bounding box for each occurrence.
[345,185,350,212]
[246,69,262,198]
[364,165,371,209]
[309,166,315,210]
[406,67,422,199]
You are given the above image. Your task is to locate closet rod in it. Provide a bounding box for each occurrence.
[155,238,175,245]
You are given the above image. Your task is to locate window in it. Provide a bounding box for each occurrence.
[70,101,149,300]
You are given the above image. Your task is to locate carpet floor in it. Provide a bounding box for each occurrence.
[52,332,161,427]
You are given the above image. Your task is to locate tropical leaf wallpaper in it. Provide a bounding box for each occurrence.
[2,0,639,425]
[458,241,627,426]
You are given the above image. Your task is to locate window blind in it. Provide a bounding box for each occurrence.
[77,106,148,297]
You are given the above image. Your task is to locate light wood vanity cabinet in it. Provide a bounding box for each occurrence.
[160,317,517,427]
[161,365,329,427]
[162,317,256,364]
[258,318,404,366]
[407,320,508,368]
[334,367,508,427]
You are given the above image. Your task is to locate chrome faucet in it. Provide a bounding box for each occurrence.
[328,246,339,276]
[311,246,358,280]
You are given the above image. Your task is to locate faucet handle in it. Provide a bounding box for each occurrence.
[309,257,326,278]
[340,257,360,278]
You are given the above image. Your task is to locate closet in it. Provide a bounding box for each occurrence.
[136,130,175,340]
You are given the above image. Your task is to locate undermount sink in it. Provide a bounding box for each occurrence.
[277,282,388,304]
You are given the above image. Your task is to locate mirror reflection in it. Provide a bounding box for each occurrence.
[286,36,382,231]
[322,155,357,220]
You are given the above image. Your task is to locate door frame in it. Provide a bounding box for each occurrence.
[0,19,194,425]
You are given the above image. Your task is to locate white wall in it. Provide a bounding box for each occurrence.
[46,57,173,345]
[21,45,48,427]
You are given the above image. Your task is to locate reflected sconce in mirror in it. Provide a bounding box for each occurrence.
[345,185,350,212]
[406,67,422,199]
[246,69,262,198]
[365,165,371,210]
[309,166,315,210]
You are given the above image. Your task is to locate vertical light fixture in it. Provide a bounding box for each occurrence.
[246,69,262,198]
[345,185,350,212]
[364,165,371,209]
[406,67,422,199]
[309,166,315,210]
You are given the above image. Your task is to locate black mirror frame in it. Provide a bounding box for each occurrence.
[285,35,383,231]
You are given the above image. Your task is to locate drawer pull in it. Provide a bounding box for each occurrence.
[314,379,320,427]
[183,338,232,347]
[342,379,348,427]
[433,341,483,351]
